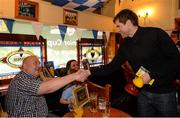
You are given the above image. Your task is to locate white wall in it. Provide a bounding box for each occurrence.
[119,0,178,31]
[0,0,115,32]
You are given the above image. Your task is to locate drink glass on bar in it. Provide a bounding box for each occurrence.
[89,92,98,112]
[103,101,111,117]
[98,97,106,113]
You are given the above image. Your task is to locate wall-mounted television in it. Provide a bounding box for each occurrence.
[77,38,105,67]
[80,45,104,65]
[0,46,42,79]
[0,33,47,81]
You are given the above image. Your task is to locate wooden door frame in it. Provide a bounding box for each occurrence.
[175,18,180,29]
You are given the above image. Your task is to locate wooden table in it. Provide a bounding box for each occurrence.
[64,107,131,117]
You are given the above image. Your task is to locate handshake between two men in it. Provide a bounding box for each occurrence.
[38,58,91,95]
[73,69,91,82]
[39,68,90,83]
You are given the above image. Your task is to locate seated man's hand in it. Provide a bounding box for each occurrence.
[74,69,91,82]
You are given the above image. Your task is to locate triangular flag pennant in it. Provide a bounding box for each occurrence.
[92,30,98,39]
[31,21,43,40]
[76,28,83,40]
[2,18,15,33]
[58,25,67,42]
[67,27,76,36]
[0,19,8,32]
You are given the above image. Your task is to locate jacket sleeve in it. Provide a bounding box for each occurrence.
[150,28,180,86]
[90,46,127,77]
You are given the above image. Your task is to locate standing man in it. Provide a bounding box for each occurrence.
[175,40,180,106]
[5,56,90,117]
[89,9,180,116]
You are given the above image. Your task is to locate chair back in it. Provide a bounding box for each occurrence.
[86,81,111,101]
[54,68,67,77]
[121,61,139,96]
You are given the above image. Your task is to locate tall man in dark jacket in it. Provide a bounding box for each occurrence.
[89,9,180,116]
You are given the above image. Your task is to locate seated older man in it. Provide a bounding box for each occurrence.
[5,55,90,117]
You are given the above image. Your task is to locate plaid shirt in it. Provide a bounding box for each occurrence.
[5,71,48,117]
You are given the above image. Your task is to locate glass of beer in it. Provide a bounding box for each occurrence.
[103,101,111,117]
[98,97,106,113]
[89,92,98,112]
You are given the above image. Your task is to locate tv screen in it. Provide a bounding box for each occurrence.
[0,45,42,80]
[80,45,104,67]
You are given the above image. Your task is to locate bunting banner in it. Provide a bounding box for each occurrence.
[92,29,98,39]
[58,25,67,42]
[1,18,15,33]
[31,21,43,40]
[66,27,76,36]
[76,28,83,40]
[51,0,108,12]
[0,19,8,32]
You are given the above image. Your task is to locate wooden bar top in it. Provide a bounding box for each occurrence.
[64,107,131,117]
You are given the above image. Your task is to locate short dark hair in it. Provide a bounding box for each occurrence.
[171,30,179,38]
[113,9,139,26]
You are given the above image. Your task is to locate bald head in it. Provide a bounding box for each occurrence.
[22,56,40,77]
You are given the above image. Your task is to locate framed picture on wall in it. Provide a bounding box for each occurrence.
[15,0,39,21]
[63,9,78,26]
